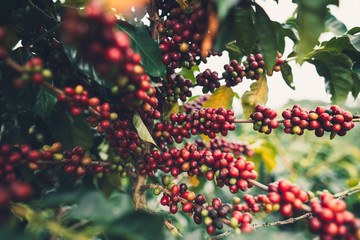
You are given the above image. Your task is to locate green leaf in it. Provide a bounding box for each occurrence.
[117,23,166,77]
[241,75,268,118]
[254,3,278,73]
[31,86,58,119]
[105,211,164,240]
[352,62,360,98]
[307,51,354,105]
[297,0,338,61]
[133,111,157,146]
[180,65,200,84]
[47,108,93,150]
[234,8,257,55]
[280,61,295,90]
[347,27,360,35]
[203,86,234,109]
[66,191,133,224]
[348,34,360,52]
[324,11,347,36]
[225,41,245,62]
[215,0,240,21]
[273,21,298,55]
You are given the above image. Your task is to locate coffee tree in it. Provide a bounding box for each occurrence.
[0,0,359,239]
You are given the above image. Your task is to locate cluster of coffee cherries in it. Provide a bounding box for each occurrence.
[310,106,354,137]
[157,177,206,216]
[195,69,220,93]
[235,194,272,214]
[223,60,245,87]
[169,107,236,139]
[153,120,190,150]
[158,5,221,70]
[0,144,34,204]
[153,71,193,103]
[57,85,90,115]
[12,57,52,89]
[243,53,265,80]
[86,103,143,159]
[309,192,360,239]
[108,155,130,178]
[282,105,355,137]
[222,52,284,87]
[193,138,254,157]
[183,94,210,114]
[250,105,279,134]
[267,179,309,217]
[62,145,109,176]
[139,144,258,194]
[62,1,158,118]
[282,105,312,135]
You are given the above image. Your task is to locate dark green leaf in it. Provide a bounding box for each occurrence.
[225,41,245,62]
[66,191,133,224]
[180,65,200,84]
[133,111,157,146]
[273,21,298,54]
[297,0,338,60]
[254,3,277,73]
[234,7,257,55]
[215,0,240,20]
[31,86,58,119]
[117,23,166,77]
[307,51,354,105]
[213,9,236,51]
[352,62,360,98]
[46,108,93,150]
[281,61,295,90]
[347,27,360,35]
[106,211,164,240]
[324,11,347,36]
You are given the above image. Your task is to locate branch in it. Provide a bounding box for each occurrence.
[334,185,360,199]
[208,231,232,240]
[252,212,312,229]
[164,219,183,237]
[247,179,269,191]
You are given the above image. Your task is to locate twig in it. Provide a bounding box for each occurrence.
[252,212,312,229]
[164,219,183,237]
[24,23,62,49]
[247,179,269,191]
[4,58,24,73]
[334,185,360,199]
[208,230,232,240]
[234,119,285,124]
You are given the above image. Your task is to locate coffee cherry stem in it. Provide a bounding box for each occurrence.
[4,57,24,73]
[252,212,312,229]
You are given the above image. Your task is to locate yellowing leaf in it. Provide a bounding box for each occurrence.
[176,0,190,9]
[163,101,179,119]
[189,176,200,187]
[249,141,277,172]
[241,75,268,118]
[203,86,234,109]
[133,111,158,147]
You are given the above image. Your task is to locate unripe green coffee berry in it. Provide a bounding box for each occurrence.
[230,217,239,228]
[154,187,162,195]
